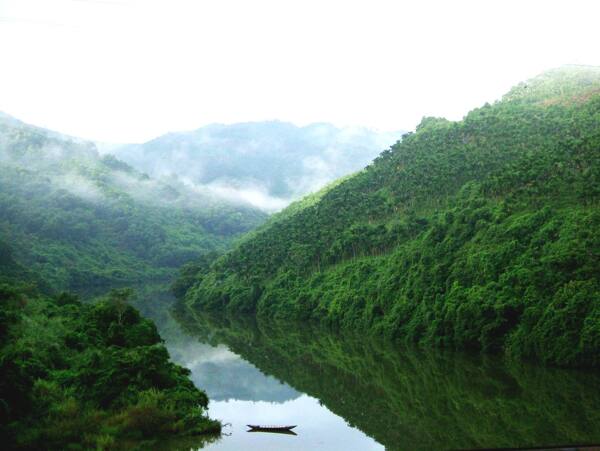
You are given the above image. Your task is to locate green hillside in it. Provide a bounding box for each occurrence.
[184,66,600,367]
[0,115,266,294]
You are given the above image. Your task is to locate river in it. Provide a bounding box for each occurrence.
[139,298,600,451]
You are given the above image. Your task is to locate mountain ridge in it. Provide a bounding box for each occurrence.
[105,121,403,211]
[0,112,266,293]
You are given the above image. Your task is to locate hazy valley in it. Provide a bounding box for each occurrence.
[1,66,599,450]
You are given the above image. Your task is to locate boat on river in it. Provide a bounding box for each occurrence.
[247,425,297,434]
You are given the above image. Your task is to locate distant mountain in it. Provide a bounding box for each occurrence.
[183,66,600,368]
[0,113,266,293]
[105,122,403,211]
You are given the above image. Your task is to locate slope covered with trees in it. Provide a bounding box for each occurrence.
[0,114,266,294]
[184,66,600,367]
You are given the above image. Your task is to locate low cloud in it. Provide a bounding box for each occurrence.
[180,177,290,212]
[104,122,404,213]
[205,182,290,212]
[52,173,105,203]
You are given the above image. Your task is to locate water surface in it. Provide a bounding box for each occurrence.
[151,304,600,450]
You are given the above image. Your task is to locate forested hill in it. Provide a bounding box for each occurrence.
[0,114,266,293]
[106,122,402,211]
[184,66,600,368]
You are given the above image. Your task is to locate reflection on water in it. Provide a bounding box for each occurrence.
[157,302,600,451]
[209,395,382,451]
[154,303,381,450]
[171,341,300,403]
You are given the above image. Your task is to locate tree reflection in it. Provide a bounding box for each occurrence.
[173,304,600,451]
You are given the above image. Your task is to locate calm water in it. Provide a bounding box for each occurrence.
[146,302,600,451]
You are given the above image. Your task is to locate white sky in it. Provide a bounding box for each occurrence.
[0,0,598,143]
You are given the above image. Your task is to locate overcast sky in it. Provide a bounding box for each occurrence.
[0,0,598,143]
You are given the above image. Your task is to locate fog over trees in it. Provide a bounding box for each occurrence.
[104,121,402,211]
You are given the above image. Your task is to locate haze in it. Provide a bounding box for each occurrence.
[1,0,598,142]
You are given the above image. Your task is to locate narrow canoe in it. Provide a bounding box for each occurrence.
[247,425,297,431]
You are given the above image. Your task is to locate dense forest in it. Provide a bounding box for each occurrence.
[0,113,265,294]
[183,66,600,368]
[0,245,220,449]
[0,115,267,448]
[2,66,599,449]
[107,121,401,210]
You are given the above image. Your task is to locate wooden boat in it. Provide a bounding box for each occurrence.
[246,424,297,434]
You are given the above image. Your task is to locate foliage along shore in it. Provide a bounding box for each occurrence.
[182,66,600,368]
[0,250,220,450]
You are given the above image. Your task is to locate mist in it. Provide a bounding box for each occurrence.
[105,121,403,212]
[1,112,405,217]
[0,113,269,218]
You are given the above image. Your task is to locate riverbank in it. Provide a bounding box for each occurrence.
[0,284,220,450]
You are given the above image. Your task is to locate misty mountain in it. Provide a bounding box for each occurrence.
[0,113,266,293]
[105,121,403,211]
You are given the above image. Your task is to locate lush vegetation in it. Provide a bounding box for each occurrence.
[175,309,600,451]
[0,113,265,294]
[0,114,238,448]
[0,278,220,450]
[184,66,600,367]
